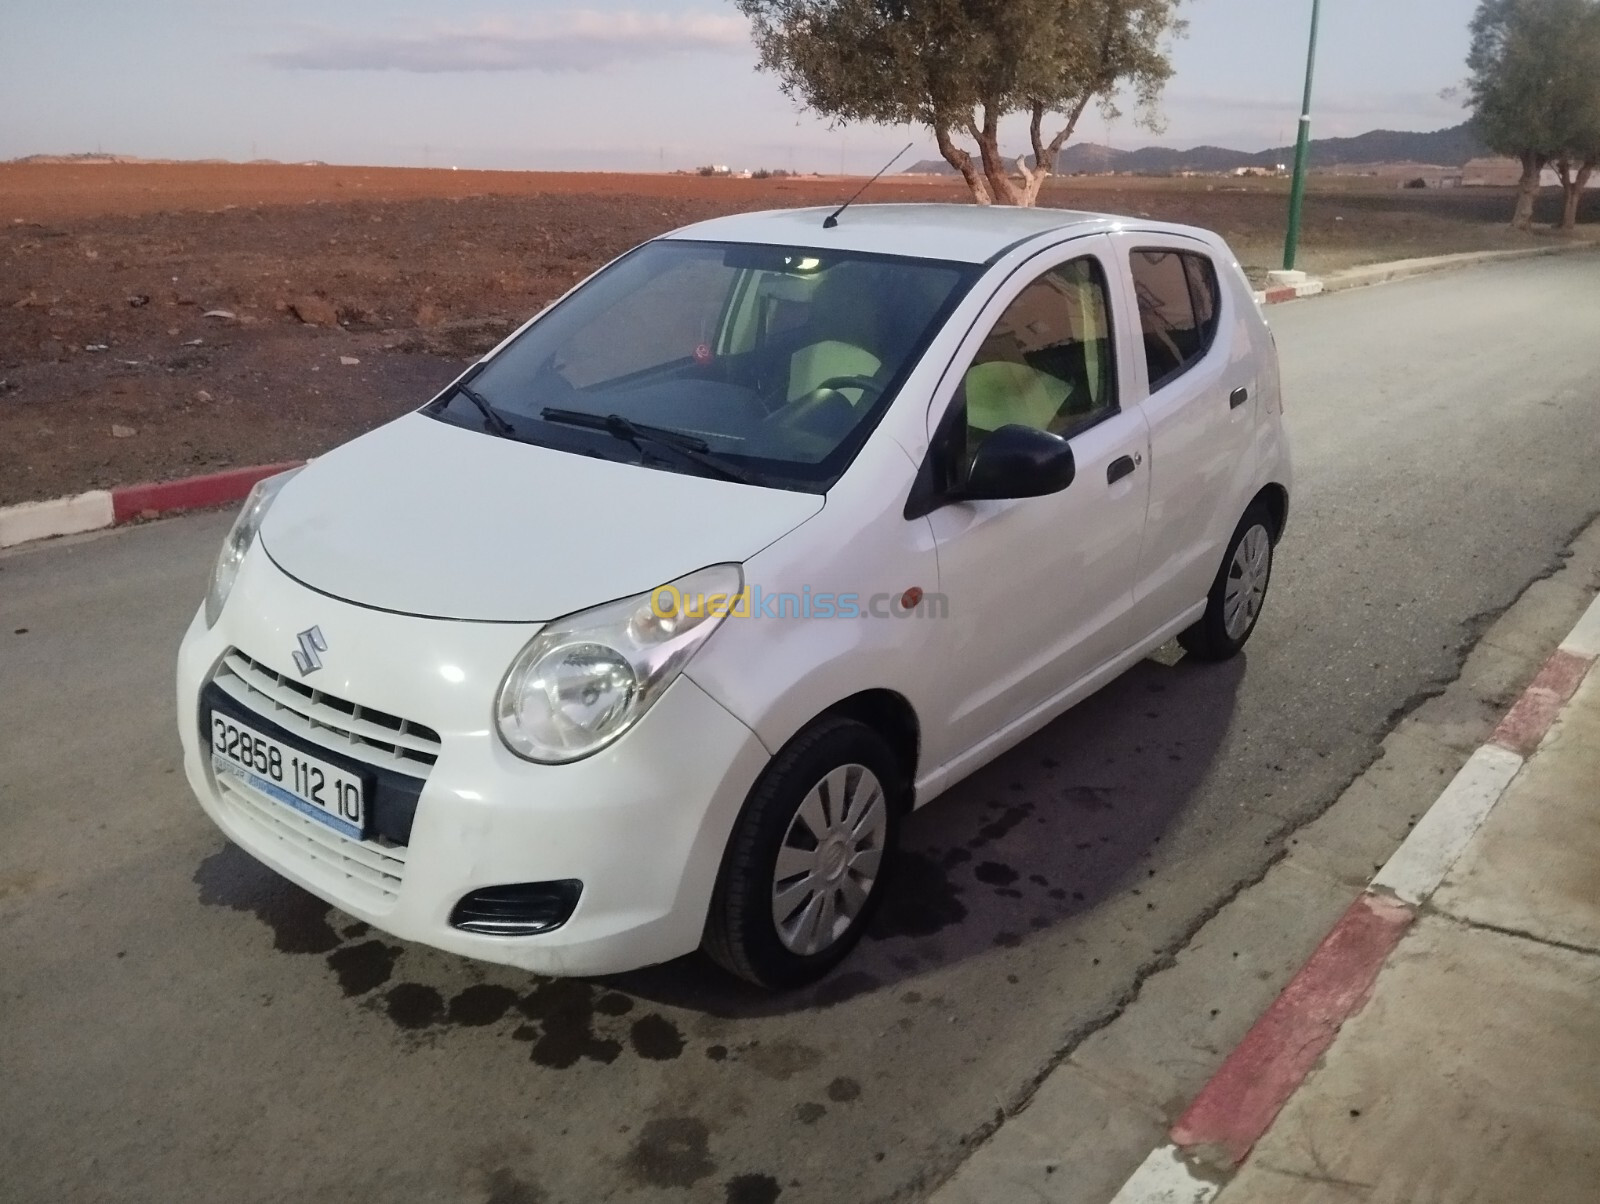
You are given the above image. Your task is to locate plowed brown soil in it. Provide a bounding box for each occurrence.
[1,161,1584,506]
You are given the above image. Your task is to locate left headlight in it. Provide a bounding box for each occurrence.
[496,563,744,764]
[204,469,300,628]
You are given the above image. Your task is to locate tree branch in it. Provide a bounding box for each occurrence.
[1029,102,1047,171]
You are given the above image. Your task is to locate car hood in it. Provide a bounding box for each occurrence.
[259,414,824,622]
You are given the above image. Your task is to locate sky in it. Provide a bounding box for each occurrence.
[0,1,1481,173]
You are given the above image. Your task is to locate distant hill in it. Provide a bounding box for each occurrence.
[905,122,1489,176]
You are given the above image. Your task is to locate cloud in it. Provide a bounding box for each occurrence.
[262,11,750,73]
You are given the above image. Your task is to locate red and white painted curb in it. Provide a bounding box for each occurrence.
[1109,591,1600,1204]
[0,462,302,550]
[1253,278,1325,307]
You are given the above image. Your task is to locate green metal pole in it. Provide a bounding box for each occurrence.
[1283,0,1323,272]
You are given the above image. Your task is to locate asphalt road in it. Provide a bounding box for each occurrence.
[3,252,1599,1204]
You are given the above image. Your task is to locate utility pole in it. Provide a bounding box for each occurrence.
[1282,0,1323,272]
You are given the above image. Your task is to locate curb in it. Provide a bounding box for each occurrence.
[1109,590,1600,1204]
[1253,278,1326,306]
[0,462,302,550]
[1252,241,1597,309]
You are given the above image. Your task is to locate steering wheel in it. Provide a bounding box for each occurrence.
[809,374,885,404]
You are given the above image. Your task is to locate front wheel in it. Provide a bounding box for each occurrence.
[1178,503,1277,662]
[703,717,902,989]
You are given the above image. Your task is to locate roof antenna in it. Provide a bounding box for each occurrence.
[823,141,914,229]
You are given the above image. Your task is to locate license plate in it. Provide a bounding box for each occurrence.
[209,710,368,839]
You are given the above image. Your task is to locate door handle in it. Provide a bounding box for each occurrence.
[1230,386,1250,410]
[1107,455,1138,485]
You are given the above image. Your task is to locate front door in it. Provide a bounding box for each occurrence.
[920,238,1151,769]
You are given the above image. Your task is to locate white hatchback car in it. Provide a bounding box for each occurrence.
[178,204,1290,988]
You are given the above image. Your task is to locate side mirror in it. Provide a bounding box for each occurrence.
[962,424,1076,501]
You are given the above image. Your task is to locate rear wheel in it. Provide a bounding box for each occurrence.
[1178,503,1277,662]
[704,717,902,989]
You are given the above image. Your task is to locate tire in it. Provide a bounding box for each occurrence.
[1178,502,1277,663]
[703,716,903,989]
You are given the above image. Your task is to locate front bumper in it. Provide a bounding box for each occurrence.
[176,543,770,976]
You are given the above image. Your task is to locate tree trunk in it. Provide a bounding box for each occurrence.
[1017,104,1051,208]
[1017,156,1048,207]
[972,108,1023,206]
[1512,150,1545,230]
[1014,96,1097,208]
[1560,157,1594,230]
[934,122,992,205]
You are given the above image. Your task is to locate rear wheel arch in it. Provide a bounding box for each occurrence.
[1253,483,1289,542]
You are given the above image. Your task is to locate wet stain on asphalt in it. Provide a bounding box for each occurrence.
[825,1076,861,1103]
[973,861,1019,887]
[623,1117,716,1189]
[725,1172,783,1204]
[326,939,402,996]
[794,1101,825,1124]
[868,849,967,939]
[483,1167,547,1204]
[1063,784,1115,811]
[192,847,341,954]
[447,984,520,1027]
[968,802,1034,848]
[595,991,635,1017]
[516,979,622,1068]
[629,1013,686,1060]
[738,1037,824,1080]
[384,982,446,1029]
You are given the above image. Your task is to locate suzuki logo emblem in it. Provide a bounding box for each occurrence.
[292,626,327,676]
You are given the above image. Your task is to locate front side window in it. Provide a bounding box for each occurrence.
[428,240,975,492]
[957,255,1118,457]
[1129,249,1222,391]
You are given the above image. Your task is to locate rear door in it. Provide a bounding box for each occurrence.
[1108,232,1259,639]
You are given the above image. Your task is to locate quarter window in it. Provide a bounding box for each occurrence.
[958,255,1117,454]
[1129,249,1222,391]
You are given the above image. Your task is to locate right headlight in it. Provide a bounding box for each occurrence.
[495,563,743,764]
[204,468,300,628]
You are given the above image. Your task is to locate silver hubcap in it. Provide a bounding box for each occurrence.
[1223,524,1272,641]
[771,764,888,956]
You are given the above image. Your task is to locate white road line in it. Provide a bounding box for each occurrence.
[1108,1146,1220,1204]
[0,490,114,549]
[1369,743,1524,906]
[1559,594,1600,660]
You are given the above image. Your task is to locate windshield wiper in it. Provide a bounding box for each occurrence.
[452,381,517,438]
[539,408,755,485]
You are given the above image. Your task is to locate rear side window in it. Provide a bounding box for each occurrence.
[1129,249,1222,391]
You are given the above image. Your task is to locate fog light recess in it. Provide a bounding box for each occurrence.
[449,880,582,935]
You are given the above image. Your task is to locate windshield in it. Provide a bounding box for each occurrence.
[427,239,976,492]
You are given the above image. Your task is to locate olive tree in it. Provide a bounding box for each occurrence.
[1467,0,1600,229]
[1552,9,1600,228]
[734,0,1184,206]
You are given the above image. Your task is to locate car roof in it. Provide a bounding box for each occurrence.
[661,203,1193,265]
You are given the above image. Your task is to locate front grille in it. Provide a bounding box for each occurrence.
[213,648,441,771]
[215,771,407,908]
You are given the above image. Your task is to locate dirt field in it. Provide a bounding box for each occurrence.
[2,161,1591,506]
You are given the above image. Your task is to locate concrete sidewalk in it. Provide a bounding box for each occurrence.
[1217,665,1600,1203]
